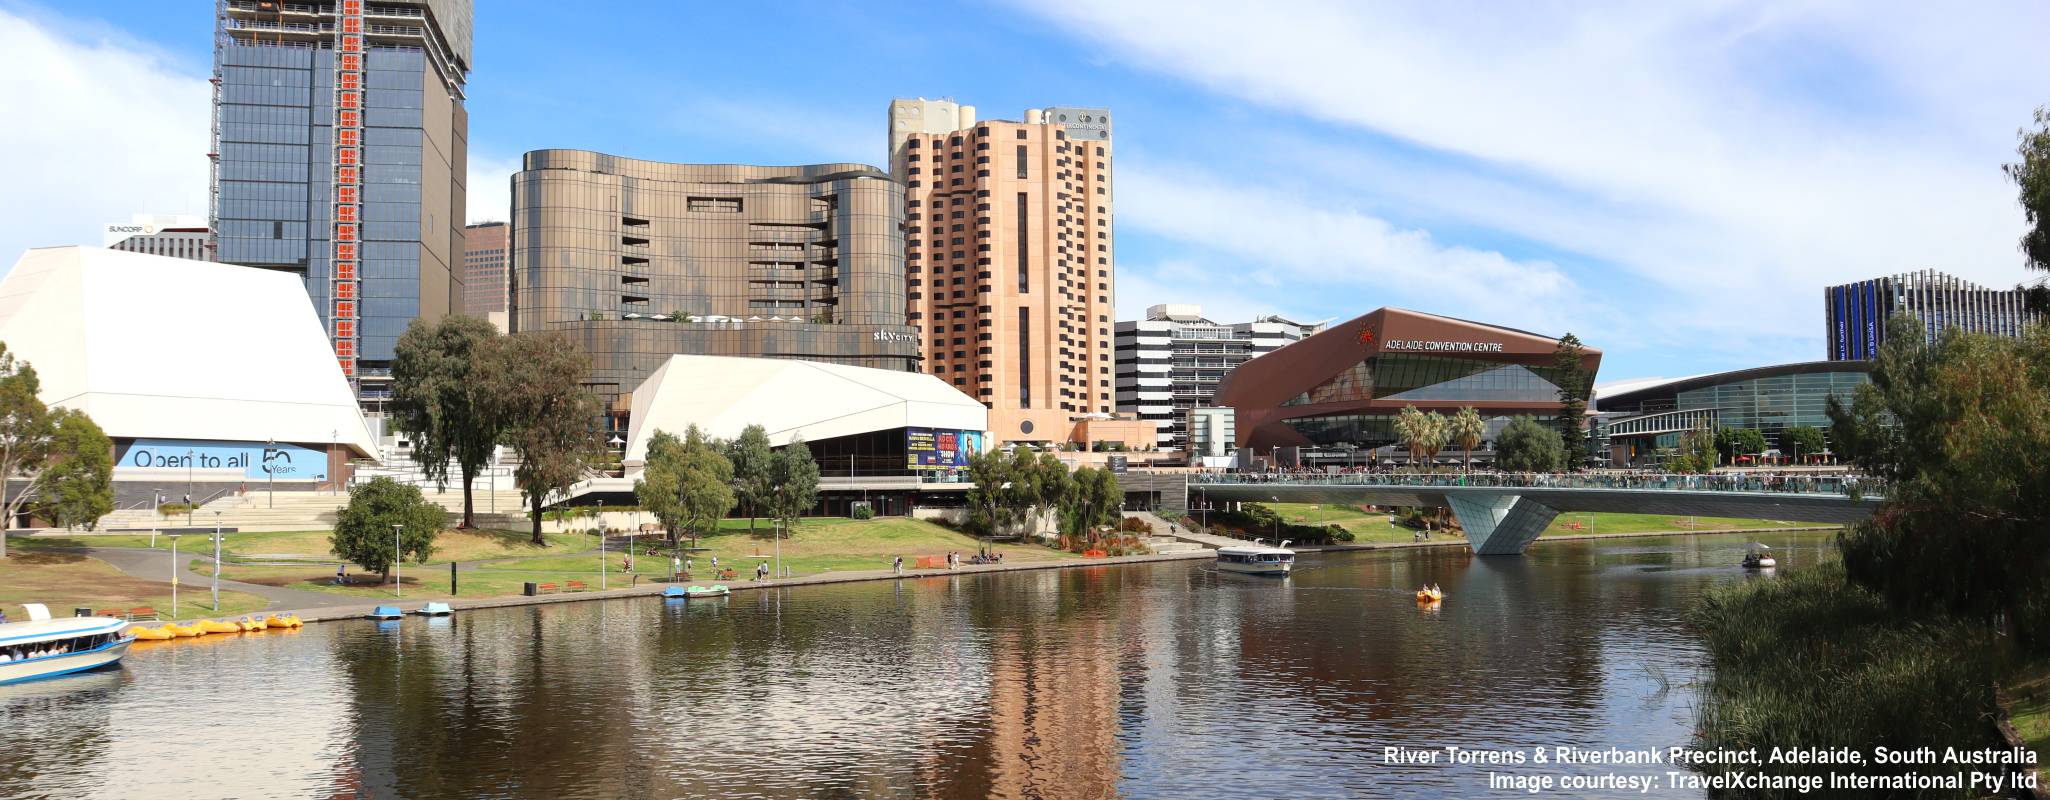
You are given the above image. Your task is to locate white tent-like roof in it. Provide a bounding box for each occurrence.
[624,354,987,467]
[0,246,379,458]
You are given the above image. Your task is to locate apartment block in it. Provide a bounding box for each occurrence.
[462,221,507,319]
[890,98,1123,447]
[1114,304,1321,450]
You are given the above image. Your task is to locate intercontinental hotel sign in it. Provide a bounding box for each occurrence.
[1382,339,1506,353]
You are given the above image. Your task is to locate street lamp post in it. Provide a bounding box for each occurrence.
[211,511,222,611]
[392,523,402,598]
[1270,495,1281,544]
[774,485,784,580]
[150,491,162,549]
[601,522,607,591]
[266,438,276,508]
[168,532,182,619]
[186,449,196,526]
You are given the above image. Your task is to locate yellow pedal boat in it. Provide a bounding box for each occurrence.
[169,622,204,637]
[1415,587,1445,603]
[265,614,302,628]
[197,619,243,635]
[130,625,177,640]
[235,617,266,631]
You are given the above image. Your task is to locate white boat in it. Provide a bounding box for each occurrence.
[1742,543,1777,570]
[0,604,131,686]
[1216,541,1295,576]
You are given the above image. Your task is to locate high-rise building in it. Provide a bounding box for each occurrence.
[462,221,507,318]
[889,98,1118,446]
[103,214,213,262]
[1825,270,2038,360]
[510,150,920,421]
[210,0,472,402]
[1113,304,1321,450]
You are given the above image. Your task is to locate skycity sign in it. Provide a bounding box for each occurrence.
[1382,339,1506,353]
[115,439,329,482]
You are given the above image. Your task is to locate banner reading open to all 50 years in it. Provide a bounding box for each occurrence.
[114,438,329,482]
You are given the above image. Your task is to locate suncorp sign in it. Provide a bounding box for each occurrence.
[1383,339,1506,353]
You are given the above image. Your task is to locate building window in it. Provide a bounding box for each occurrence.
[687,196,742,213]
[1017,193,1029,292]
[1018,307,1031,408]
[1017,145,1028,179]
[1016,130,1028,140]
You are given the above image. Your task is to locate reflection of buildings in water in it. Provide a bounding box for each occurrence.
[967,568,1129,800]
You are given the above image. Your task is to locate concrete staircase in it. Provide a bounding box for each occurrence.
[1123,510,1213,554]
[99,487,532,533]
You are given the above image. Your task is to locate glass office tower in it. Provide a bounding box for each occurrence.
[1824,270,2037,360]
[210,0,471,406]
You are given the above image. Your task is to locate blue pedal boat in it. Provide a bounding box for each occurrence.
[367,605,403,620]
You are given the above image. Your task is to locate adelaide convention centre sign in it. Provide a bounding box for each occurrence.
[1382,339,1506,353]
[115,439,329,482]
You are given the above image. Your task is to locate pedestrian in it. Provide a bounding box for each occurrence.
[894,556,904,576]
[336,563,347,585]
[623,553,633,573]
[672,555,682,580]
[711,554,719,570]
[757,561,769,581]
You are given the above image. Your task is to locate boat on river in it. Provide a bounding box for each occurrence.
[367,606,404,621]
[414,602,452,617]
[0,605,131,686]
[1415,585,1445,604]
[1741,543,1777,570]
[1216,541,1295,576]
[684,585,731,600]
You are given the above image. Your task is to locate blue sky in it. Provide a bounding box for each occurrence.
[2,0,2046,384]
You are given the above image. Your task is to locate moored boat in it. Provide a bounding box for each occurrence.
[367,606,404,621]
[1216,541,1295,576]
[685,584,731,599]
[0,605,132,686]
[196,619,243,635]
[662,586,689,599]
[413,602,452,617]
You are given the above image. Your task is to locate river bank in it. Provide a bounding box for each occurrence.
[212,524,1841,625]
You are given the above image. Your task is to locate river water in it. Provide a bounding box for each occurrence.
[0,531,1835,799]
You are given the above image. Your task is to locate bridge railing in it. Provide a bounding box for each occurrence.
[1187,471,1883,498]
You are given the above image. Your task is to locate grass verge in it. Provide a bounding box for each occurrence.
[0,551,269,621]
[15,528,593,564]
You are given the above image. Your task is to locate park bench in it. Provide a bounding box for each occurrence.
[716,569,738,580]
[125,607,159,622]
[565,580,590,592]
[535,582,559,594]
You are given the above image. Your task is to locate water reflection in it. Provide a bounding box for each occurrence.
[0,531,1835,799]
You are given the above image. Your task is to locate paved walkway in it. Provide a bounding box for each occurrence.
[1126,510,1257,550]
[79,546,358,613]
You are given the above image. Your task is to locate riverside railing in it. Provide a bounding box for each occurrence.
[1187,471,1883,498]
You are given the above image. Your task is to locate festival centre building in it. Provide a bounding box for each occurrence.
[1214,308,1601,465]
[621,355,989,516]
[0,247,380,503]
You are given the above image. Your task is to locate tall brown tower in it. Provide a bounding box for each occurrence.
[889,99,1116,446]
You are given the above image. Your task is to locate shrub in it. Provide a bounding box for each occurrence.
[156,502,195,517]
[850,504,875,521]
[1119,516,1154,535]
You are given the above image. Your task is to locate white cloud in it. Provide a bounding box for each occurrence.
[466,151,521,225]
[0,7,209,270]
[1015,0,2050,369]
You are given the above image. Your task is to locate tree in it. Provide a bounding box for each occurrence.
[491,332,599,545]
[1393,405,1449,468]
[0,344,59,557]
[37,410,114,531]
[1672,419,1719,474]
[728,424,774,536]
[390,314,504,529]
[1552,333,1593,458]
[674,424,734,547]
[1450,406,1487,470]
[1494,416,1566,472]
[1779,425,1827,464]
[634,430,687,541]
[330,476,445,580]
[1713,427,1769,465]
[964,449,1024,537]
[2006,105,2050,312]
[1829,318,2050,649]
[767,437,819,537]
[1025,452,1072,536]
[1060,467,1123,548]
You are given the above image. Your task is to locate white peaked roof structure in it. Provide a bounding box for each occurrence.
[624,354,988,467]
[0,247,379,458]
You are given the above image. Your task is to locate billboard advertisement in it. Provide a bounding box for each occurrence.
[906,428,983,474]
[115,439,329,482]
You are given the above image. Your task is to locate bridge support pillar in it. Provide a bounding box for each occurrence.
[1448,494,1559,555]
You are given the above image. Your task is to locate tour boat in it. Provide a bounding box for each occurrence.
[1215,541,1295,576]
[413,602,452,617]
[0,605,132,686]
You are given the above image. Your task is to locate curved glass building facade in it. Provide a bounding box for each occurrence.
[510,151,919,413]
[1595,361,1873,465]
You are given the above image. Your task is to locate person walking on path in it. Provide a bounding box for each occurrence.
[671,555,682,581]
[893,556,904,576]
[756,561,769,582]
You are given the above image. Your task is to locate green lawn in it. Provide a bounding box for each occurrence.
[1538,512,1818,537]
[1259,503,1461,545]
[1,551,268,622]
[2007,663,2050,765]
[216,516,1079,601]
[15,528,593,564]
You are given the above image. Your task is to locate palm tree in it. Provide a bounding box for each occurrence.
[1394,406,1430,470]
[1451,407,1487,471]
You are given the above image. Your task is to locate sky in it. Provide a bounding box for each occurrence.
[1,0,2045,385]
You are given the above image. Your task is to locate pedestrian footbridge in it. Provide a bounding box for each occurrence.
[1188,473,1882,555]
